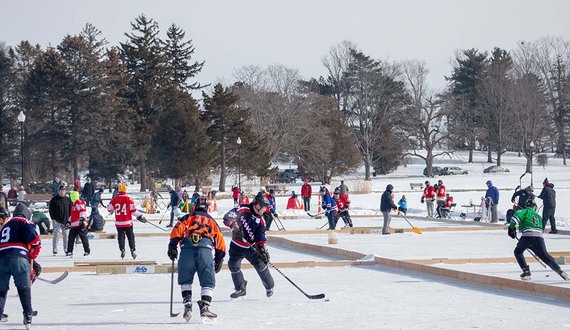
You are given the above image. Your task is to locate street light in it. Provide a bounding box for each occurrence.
[237,137,242,191]
[529,140,535,187]
[17,111,26,188]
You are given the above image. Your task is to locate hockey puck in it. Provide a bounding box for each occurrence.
[546,274,550,277]
[325,299,330,302]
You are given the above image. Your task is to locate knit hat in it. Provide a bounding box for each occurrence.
[543,178,549,186]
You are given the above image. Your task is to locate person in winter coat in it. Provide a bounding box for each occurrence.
[421,180,435,218]
[484,180,500,223]
[81,177,95,206]
[66,191,90,257]
[167,188,182,228]
[320,186,338,230]
[397,195,408,215]
[50,176,61,197]
[231,186,240,206]
[380,184,398,235]
[301,179,312,212]
[511,186,534,210]
[263,189,277,230]
[435,180,446,218]
[168,196,226,321]
[538,178,557,233]
[107,183,146,259]
[49,184,72,256]
[222,193,274,299]
[0,203,41,327]
[508,199,568,281]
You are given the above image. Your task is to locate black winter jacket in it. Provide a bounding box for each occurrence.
[49,195,72,223]
[538,183,556,209]
[380,190,397,212]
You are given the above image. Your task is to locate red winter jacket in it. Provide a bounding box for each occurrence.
[301,183,312,198]
[423,186,435,200]
[436,185,446,201]
[231,187,240,199]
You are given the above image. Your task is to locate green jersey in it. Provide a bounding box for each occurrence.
[510,207,543,236]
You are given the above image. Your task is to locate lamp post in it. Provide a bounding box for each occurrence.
[17,111,26,188]
[529,140,535,187]
[237,137,242,191]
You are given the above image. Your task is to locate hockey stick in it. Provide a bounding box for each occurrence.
[316,221,328,230]
[169,259,180,317]
[142,219,168,232]
[515,236,547,268]
[400,214,422,234]
[158,209,168,224]
[37,271,69,285]
[245,241,325,300]
[307,211,325,218]
[273,215,286,231]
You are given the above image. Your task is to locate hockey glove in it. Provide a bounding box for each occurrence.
[421,197,425,204]
[137,215,147,223]
[167,245,178,261]
[30,269,37,283]
[214,260,223,273]
[29,244,41,260]
[507,227,517,239]
[232,224,244,241]
[63,222,71,230]
[256,243,270,264]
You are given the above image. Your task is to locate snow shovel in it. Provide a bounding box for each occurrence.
[400,214,422,234]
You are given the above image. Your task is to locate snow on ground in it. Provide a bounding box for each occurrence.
[2,151,570,329]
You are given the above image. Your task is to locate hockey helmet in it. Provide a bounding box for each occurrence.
[334,187,341,195]
[254,192,270,207]
[526,198,537,210]
[195,196,208,212]
[319,186,327,193]
[118,183,127,193]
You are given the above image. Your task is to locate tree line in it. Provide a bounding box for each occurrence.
[1,14,568,192]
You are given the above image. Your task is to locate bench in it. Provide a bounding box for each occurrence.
[9,194,53,207]
[410,182,424,190]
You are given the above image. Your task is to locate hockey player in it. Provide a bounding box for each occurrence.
[223,192,275,298]
[333,187,352,228]
[168,196,226,322]
[66,191,91,257]
[508,199,569,281]
[0,203,41,328]
[320,186,338,230]
[107,183,146,259]
[262,189,277,230]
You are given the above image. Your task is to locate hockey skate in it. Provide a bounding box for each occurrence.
[120,249,125,259]
[131,249,137,259]
[197,300,217,322]
[182,297,192,323]
[520,267,531,281]
[1,313,7,322]
[266,288,274,298]
[558,270,569,281]
[23,313,32,329]
[230,280,247,298]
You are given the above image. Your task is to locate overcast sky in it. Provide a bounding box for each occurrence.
[1,0,569,93]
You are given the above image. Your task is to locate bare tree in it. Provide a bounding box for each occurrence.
[399,60,450,176]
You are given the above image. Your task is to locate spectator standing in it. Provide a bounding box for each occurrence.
[167,188,182,228]
[339,180,349,195]
[435,180,446,218]
[380,184,398,235]
[49,184,72,256]
[81,178,95,206]
[421,180,435,218]
[222,193,274,298]
[0,189,7,209]
[107,183,146,259]
[50,176,61,196]
[301,179,312,212]
[66,191,90,257]
[73,176,81,192]
[7,186,17,206]
[333,187,352,228]
[167,197,226,321]
[511,186,534,210]
[508,199,568,281]
[538,178,557,234]
[231,186,240,206]
[263,189,277,230]
[484,180,500,223]
[320,186,338,230]
[0,203,41,327]
[17,186,26,203]
[397,195,407,215]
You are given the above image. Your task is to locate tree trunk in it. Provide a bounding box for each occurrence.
[219,144,226,192]
[138,159,147,192]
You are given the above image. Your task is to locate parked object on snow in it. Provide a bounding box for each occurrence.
[484,165,510,173]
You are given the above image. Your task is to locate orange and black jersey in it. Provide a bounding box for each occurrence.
[170,210,226,258]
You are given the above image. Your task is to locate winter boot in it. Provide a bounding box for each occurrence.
[230,280,247,298]
[66,252,73,257]
[197,300,217,319]
[266,288,274,298]
[131,249,137,260]
[182,292,192,322]
[1,313,7,322]
[23,313,32,328]
[120,250,125,259]
[558,270,569,281]
[520,266,531,280]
